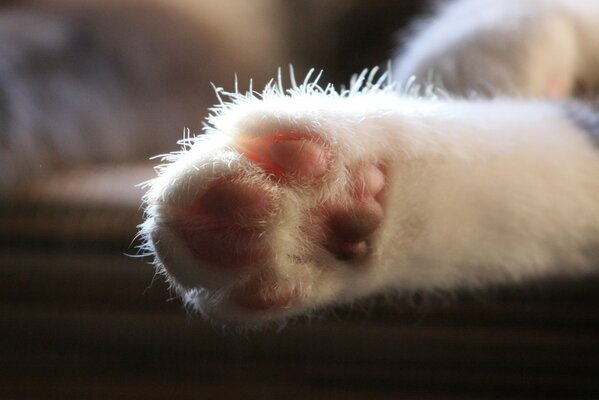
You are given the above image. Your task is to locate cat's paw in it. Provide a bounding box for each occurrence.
[395,1,579,98]
[142,93,395,326]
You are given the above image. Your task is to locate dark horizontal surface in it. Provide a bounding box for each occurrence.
[2,167,599,400]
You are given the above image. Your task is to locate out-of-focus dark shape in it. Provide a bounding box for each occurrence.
[0,0,286,193]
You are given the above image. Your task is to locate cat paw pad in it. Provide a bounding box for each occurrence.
[143,109,390,324]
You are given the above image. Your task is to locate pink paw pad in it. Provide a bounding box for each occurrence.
[172,180,273,268]
[235,132,329,177]
[231,275,294,310]
[196,180,272,220]
[325,163,386,260]
[353,163,386,199]
[325,200,384,260]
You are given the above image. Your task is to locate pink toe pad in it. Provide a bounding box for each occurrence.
[232,277,294,310]
[235,132,329,177]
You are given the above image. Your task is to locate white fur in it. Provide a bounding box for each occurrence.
[142,0,599,326]
[395,0,599,96]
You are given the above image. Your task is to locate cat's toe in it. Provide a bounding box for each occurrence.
[168,179,274,269]
[230,274,295,311]
[353,162,386,200]
[269,138,328,177]
[325,200,383,260]
[194,179,273,221]
[235,131,330,178]
[324,163,387,261]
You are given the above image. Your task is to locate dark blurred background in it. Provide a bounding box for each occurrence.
[1,1,599,399]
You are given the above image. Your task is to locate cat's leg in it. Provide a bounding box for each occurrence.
[142,91,599,326]
[394,0,599,97]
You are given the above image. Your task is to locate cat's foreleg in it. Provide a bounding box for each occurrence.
[142,90,599,326]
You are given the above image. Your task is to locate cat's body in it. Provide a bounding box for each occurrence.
[142,0,599,326]
[3,0,598,326]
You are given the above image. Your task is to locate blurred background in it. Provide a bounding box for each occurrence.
[1,0,598,399]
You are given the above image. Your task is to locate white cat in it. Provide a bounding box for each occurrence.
[142,0,599,326]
